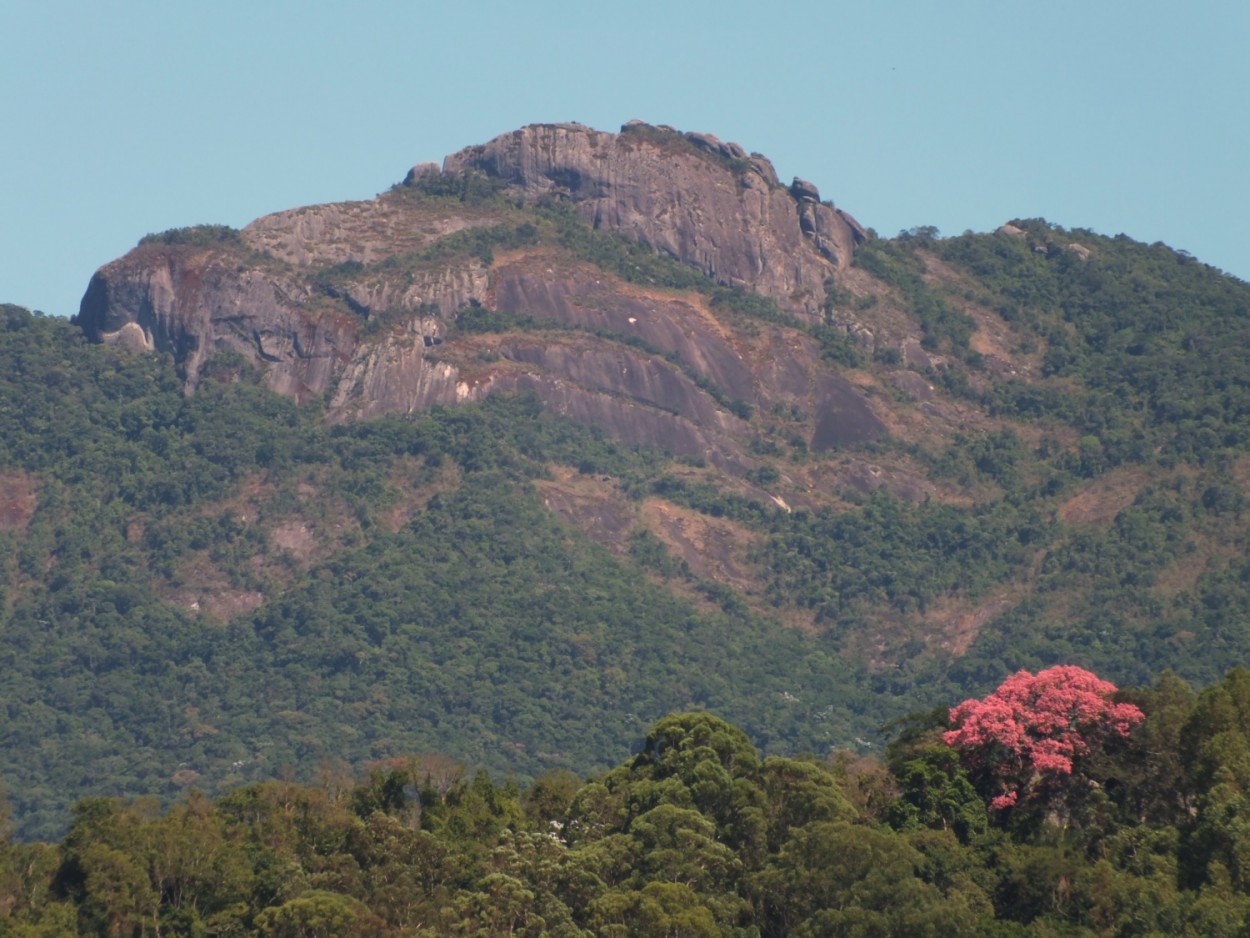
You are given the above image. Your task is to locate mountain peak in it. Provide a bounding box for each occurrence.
[431,121,865,308]
[75,122,887,473]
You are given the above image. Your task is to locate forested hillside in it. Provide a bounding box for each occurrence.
[4,199,1250,841]
[0,306,877,840]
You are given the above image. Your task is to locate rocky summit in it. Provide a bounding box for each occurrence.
[75,121,882,472]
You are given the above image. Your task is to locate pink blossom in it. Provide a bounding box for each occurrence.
[943,666,1145,810]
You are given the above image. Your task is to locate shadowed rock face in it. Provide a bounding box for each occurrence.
[78,245,359,403]
[76,121,885,471]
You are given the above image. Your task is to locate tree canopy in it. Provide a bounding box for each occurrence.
[2,678,1250,935]
[944,666,1144,811]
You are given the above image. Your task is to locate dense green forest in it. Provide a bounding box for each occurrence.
[6,670,1250,936]
[0,307,881,840]
[3,213,1250,848]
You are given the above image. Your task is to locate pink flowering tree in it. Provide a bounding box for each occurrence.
[943,666,1144,813]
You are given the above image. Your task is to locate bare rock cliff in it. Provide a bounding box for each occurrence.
[441,122,866,318]
[76,122,885,470]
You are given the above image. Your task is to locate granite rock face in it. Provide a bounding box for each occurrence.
[79,244,347,400]
[442,122,866,318]
[76,122,885,469]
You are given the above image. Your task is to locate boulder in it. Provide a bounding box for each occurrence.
[403,162,440,185]
[749,154,780,187]
[790,178,821,203]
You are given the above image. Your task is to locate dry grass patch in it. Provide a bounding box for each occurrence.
[380,457,462,533]
[1057,467,1153,524]
[1153,533,1234,596]
[162,552,266,621]
[534,466,638,554]
[0,472,36,531]
[639,498,759,595]
[922,591,1022,658]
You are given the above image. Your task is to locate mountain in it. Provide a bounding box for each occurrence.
[77,122,878,468]
[1,121,1249,837]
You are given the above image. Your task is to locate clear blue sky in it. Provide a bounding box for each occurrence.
[3,0,1247,318]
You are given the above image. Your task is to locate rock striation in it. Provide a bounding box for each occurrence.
[77,121,885,470]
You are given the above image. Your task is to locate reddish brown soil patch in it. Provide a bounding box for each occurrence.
[0,472,36,530]
[270,520,316,559]
[255,472,361,568]
[869,379,999,451]
[1153,533,1233,596]
[793,458,960,509]
[841,588,1021,669]
[917,251,1041,374]
[208,475,273,525]
[533,463,811,629]
[835,266,927,340]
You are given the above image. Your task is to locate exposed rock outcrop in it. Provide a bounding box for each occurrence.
[76,121,885,473]
[79,244,357,401]
[442,122,867,317]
